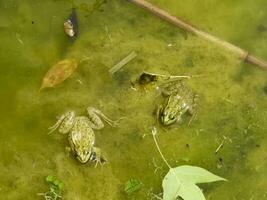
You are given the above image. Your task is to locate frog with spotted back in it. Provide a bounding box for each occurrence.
[48,107,118,165]
[157,80,196,126]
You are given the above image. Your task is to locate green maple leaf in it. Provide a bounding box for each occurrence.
[162,165,226,200]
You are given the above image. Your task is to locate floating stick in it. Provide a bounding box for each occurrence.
[128,0,267,70]
[109,51,137,74]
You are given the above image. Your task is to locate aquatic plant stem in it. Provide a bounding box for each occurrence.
[152,127,171,169]
[128,0,267,70]
[151,127,182,198]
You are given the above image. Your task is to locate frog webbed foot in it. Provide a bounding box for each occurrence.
[86,107,123,128]
[90,147,107,167]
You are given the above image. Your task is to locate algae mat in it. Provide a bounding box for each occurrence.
[0,0,267,199]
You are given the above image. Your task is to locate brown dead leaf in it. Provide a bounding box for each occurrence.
[39,58,78,91]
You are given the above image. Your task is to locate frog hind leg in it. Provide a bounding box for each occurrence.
[87,107,120,129]
[89,147,107,167]
[48,114,67,134]
[48,111,75,134]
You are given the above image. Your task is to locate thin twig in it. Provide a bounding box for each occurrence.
[104,25,113,43]
[215,140,224,154]
[143,71,191,79]
[152,157,163,174]
[151,193,163,200]
[143,71,204,83]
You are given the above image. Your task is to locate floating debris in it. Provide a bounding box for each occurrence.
[132,71,200,92]
[15,33,24,45]
[215,140,225,154]
[138,72,159,85]
[39,58,78,91]
[104,25,113,43]
[64,8,78,38]
[137,71,195,86]
[109,51,137,74]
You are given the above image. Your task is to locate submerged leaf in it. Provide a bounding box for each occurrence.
[124,179,143,194]
[162,166,226,200]
[46,175,64,192]
[40,58,78,91]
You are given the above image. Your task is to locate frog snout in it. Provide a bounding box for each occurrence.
[77,152,90,164]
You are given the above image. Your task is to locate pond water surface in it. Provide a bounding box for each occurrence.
[0,0,267,199]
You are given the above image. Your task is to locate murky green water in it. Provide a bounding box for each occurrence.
[0,0,267,199]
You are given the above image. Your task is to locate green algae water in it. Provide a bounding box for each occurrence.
[0,0,267,199]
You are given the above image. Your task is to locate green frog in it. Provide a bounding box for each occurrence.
[48,107,118,165]
[157,80,196,126]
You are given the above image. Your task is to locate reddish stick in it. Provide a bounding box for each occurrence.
[128,0,267,70]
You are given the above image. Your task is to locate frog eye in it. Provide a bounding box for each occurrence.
[169,117,175,121]
[169,115,175,120]
[89,152,97,161]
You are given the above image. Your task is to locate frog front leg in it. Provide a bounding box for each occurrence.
[156,104,163,125]
[89,147,107,167]
[48,111,76,134]
[86,107,119,129]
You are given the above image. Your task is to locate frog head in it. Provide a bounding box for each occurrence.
[160,107,182,126]
[75,149,91,164]
[159,95,190,126]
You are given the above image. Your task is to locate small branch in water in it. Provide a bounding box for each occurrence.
[143,71,192,79]
[109,51,137,74]
[15,33,24,45]
[104,25,113,44]
[142,71,204,83]
[150,193,163,200]
[128,0,267,70]
[215,140,224,154]
[152,157,163,174]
